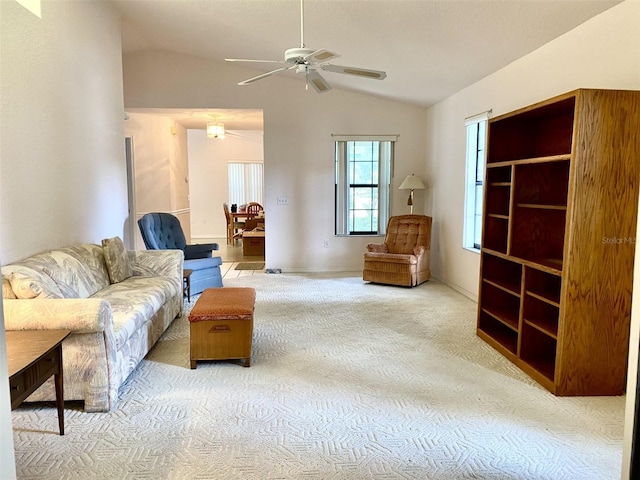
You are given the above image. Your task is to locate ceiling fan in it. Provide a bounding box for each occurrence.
[225,0,387,93]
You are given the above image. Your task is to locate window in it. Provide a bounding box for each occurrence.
[228,161,263,206]
[334,136,396,236]
[463,111,490,251]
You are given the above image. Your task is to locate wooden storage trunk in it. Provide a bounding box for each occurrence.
[188,287,256,368]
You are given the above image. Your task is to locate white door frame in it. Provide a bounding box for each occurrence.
[124,136,137,250]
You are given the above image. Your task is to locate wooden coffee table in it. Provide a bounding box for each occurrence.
[6,330,70,435]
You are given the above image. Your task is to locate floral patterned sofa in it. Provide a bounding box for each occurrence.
[1,239,183,412]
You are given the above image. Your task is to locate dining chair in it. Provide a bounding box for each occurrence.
[247,202,264,217]
[223,202,245,245]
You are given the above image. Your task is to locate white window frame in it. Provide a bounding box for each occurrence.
[463,111,491,253]
[333,135,397,236]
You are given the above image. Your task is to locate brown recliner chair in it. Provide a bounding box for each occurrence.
[363,215,432,287]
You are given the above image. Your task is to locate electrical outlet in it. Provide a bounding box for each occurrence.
[277,196,289,205]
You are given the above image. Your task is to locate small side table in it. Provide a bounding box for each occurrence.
[6,329,71,435]
[183,269,193,302]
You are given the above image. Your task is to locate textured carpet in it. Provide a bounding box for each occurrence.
[234,262,265,270]
[11,274,625,479]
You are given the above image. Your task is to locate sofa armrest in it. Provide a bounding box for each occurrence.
[2,298,113,333]
[366,243,389,253]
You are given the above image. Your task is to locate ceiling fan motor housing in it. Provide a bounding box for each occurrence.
[285,47,315,64]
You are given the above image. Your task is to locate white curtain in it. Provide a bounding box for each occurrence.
[228,162,264,206]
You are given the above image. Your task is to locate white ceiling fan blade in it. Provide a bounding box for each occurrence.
[225,58,285,64]
[304,48,340,64]
[321,64,387,80]
[307,70,332,93]
[238,66,294,85]
[224,131,245,139]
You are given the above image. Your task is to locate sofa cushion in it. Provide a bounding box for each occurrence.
[5,266,63,299]
[102,237,132,284]
[40,251,99,298]
[95,276,175,349]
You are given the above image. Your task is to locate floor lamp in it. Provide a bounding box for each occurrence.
[399,174,426,214]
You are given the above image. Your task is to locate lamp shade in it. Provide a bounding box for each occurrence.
[399,174,426,190]
[206,122,225,139]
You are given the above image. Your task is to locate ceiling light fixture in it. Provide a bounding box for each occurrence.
[206,122,225,139]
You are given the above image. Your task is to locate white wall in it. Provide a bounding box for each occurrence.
[188,129,264,240]
[124,113,190,249]
[0,0,126,263]
[0,1,125,475]
[425,0,640,299]
[123,51,428,272]
[422,2,640,477]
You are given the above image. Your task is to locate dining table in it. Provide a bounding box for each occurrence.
[231,211,253,223]
[231,210,265,224]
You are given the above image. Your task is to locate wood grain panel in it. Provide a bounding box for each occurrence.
[557,89,640,395]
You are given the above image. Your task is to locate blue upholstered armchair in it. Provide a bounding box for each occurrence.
[138,212,223,294]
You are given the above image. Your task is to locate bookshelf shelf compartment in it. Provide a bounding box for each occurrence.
[514,160,570,207]
[487,166,512,183]
[480,282,519,331]
[487,97,575,164]
[523,294,559,339]
[477,89,640,396]
[481,253,522,296]
[511,207,566,269]
[483,216,508,254]
[486,187,510,217]
[478,312,517,355]
[525,267,561,305]
[520,324,557,382]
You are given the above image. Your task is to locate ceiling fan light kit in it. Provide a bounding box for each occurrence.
[206,122,225,139]
[225,0,387,93]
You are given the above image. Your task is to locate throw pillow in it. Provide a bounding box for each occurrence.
[102,236,132,284]
[8,268,63,299]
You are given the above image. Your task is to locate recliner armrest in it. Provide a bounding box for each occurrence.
[184,243,218,260]
[413,245,428,257]
[366,243,388,253]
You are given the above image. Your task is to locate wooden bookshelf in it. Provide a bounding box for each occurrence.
[477,89,640,395]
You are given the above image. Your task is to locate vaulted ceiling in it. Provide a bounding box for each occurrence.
[114,0,620,126]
